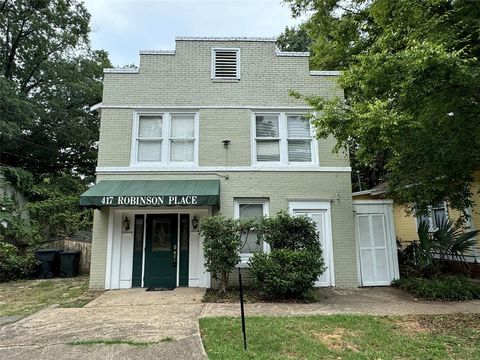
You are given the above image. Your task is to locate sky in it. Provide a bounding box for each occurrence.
[83,0,305,67]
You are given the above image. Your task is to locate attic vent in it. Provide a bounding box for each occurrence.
[212,48,240,79]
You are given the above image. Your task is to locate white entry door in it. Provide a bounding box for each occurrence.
[354,201,399,286]
[293,209,333,287]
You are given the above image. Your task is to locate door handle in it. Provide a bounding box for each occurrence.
[172,244,177,267]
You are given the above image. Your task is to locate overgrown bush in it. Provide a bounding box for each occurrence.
[393,276,480,301]
[249,211,325,299]
[0,242,38,282]
[200,216,241,292]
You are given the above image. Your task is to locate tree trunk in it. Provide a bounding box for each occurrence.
[219,272,229,293]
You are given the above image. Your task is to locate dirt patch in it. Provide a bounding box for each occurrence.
[393,318,430,334]
[312,328,359,352]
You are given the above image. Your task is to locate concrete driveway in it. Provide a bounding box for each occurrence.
[0,288,207,360]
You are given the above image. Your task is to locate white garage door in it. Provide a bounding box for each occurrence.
[354,201,399,286]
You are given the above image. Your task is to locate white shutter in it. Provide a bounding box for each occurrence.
[288,140,311,162]
[213,49,239,78]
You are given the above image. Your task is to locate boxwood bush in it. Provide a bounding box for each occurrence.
[393,276,480,301]
[249,211,325,299]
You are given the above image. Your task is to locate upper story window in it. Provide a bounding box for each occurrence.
[211,48,240,80]
[132,112,198,166]
[253,112,317,166]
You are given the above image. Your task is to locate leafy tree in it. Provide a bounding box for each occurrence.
[287,0,480,214]
[0,0,111,180]
[277,25,311,52]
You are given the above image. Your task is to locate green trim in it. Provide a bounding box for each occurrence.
[79,180,220,208]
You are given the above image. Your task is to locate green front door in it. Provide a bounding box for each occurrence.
[144,214,178,288]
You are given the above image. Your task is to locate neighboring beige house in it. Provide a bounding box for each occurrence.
[352,171,480,262]
[82,37,399,290]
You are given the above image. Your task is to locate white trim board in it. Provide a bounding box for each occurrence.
[96,166,352,174]
[91,105,315,110]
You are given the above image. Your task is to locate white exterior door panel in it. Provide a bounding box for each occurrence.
[354,201,399,287]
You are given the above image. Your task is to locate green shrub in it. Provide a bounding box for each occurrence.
[0,242,38,282]
[393,276,480,301]
[249,211,325,299]
[200,216,241,292]
[250,249,324,299]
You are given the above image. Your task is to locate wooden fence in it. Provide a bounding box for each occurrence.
[49,238,91,274]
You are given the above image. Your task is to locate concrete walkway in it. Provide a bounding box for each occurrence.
[1,286,480,360]
[0,288,207,360]
[201,287,480,318]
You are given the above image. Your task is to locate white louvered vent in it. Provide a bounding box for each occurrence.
[212,48,240,79]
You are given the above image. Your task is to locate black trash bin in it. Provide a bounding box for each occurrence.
[35,249,62,279]
[59,251,81,278]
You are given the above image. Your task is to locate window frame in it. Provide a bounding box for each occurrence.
[131,111,199,167]
[251,112,318,166]
[234,198,270,263]
[415,202,449,231]
[211,48,241,80]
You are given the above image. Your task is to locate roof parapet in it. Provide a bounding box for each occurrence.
[103,68,139,74]
[276,51,310,57]
[139,50,175,55]
[175,36,276,42]
[309,70,342,76]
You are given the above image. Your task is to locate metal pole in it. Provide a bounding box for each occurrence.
[238,268,247,350]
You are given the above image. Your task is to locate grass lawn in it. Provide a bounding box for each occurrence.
[200,314,480,359]
[0,276,102,318]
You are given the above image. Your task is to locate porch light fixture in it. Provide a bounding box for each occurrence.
[123,215,130,231]
[192,215,199,230]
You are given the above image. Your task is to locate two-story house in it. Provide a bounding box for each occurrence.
[81,37,361,290]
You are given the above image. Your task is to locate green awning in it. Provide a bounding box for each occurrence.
[80,180,220,208]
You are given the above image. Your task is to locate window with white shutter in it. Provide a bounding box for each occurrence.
[253,113,316,165]
[133,112,197,166]
[170,114,195,162]
[255,115,280,162]
[287,115,312,162]
[137,115,162,162]
[212,48,240,79]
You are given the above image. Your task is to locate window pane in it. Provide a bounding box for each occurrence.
[138,140,161,162]
[239,204,263,219]
[256,115,279,137]
[287,115,310,138]
[256,140,280,162]
[241,231,262,253]
[239,203,264,254]
[139,116,162,138]
[288,140,311,162]
[152,219,170,251]
[171,140,194,162]
[171,114,194,138]
[432,207,446,228]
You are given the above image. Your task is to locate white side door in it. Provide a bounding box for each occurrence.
[293,210,333,287]
[354,201,399,286]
